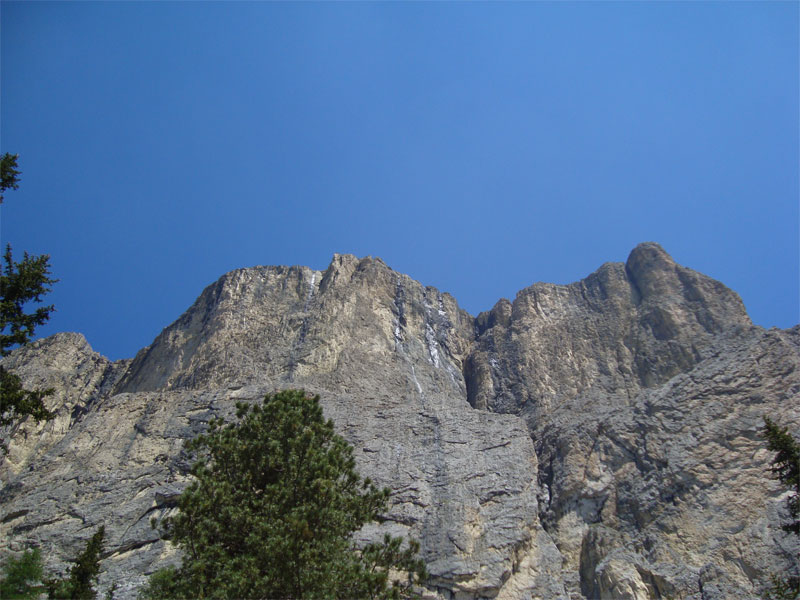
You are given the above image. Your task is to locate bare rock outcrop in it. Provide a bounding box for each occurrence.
[1,243,797,599]
[465,243,752,419]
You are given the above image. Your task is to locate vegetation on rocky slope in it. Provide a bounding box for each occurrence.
[764,416,800,599]
[141,390,427,599]
[0,153,57,451]
[0,527,105,600]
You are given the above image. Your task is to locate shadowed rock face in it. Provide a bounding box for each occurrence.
[1,243,797,600]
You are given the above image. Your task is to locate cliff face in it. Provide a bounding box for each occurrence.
[467,243,752,418]
[1,243,797,599]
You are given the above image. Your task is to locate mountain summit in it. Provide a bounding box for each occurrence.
[2,243,797,599]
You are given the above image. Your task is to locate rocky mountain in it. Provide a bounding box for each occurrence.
[1,242,797,599]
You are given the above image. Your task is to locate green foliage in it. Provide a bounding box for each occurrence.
[0,152,21,202]
[0,548,45,599]
[0,153,57,451]
[357,534,429,599]
[766,573,800,600]
[764,417,800,599]
[0,366,54,429]
[1,528,107,600]
[764,417,800,535]
[104,583,117,600]
[1,527,106,600]
[138,567,183,600]
[48,526,106,600]
[1,245,57,357]
[141,390,427,599]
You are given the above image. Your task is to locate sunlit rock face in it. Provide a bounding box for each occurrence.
[2,243,797,599]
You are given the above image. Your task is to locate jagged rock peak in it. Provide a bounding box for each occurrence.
[625,242,750,332]
[112,244,755,402]
[113,252,473,395]
[1,331,130,475]
[465,243,753,416]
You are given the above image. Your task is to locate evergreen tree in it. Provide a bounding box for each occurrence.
[0,153,57,451]
[764,416,800,599]
[0,548,45,600]
[48,526,106,600]
[765,417,800,535]
[0,153,21,203]
[1,245,58,356]
[141,390,427,599]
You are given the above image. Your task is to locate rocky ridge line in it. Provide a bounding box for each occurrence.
[1,243,797,600]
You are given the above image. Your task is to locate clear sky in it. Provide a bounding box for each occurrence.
[1,1,798,361]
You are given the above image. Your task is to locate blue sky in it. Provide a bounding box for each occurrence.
[1,1,798,361]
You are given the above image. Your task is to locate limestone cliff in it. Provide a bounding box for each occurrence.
[1,243,797,599]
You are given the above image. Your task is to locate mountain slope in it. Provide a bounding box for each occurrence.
[1,243,797,599]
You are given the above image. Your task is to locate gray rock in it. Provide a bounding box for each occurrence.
[1,243,797,599]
